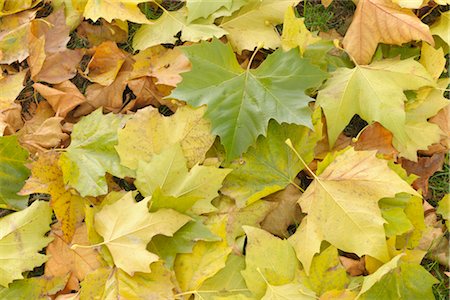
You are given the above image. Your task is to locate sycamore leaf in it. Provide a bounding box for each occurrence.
[431,11,450,46]
[316,58,435,161]
[0,201,53,287]
[83,41,127,86]
[197,254,254,299]
[0,0,40,16]
[135,143,231,213]
[299,246,349,296]
[79,263,175,299]
[20,152,84,242]
[44,223,103,292]
[343,0,433,65]
[59,109,132,197]
[170,39,327,160]
[174,217,232,293]
[219,0,298,53]
[262,282,316,300]
[419,43,446,80]
[149,219,220,268]
[241,226,298,299]
[92,192,190,275]
[130,45,190,87]
[116,105,215,170]
[133,6,226,50]
[0,10,35,64]
[0,135,30,209]
[221,120,319,207]
[0,71,26,110]
[359,257,438,299]
[281,6,321,55]
[83,0,151,24]
[0,276,66,300]
[288,148,419,273]
[186,0,232,22]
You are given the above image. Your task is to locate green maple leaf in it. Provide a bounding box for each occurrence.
[59,109,132,197]
[316,58,435,161]
[221,120,319,207]
[0,135,30,209]
[0,201,53,287]
[170,39,327,160]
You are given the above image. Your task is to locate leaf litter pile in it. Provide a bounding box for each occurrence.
[0,0,449,299]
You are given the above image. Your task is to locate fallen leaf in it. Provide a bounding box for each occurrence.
[83,41,127,86]
[343,0,433,64]
[82,0,151,24]
[353,122,399,159]
[92,192,190,275]
[77,19,128,46]
[130,45,190,86]
[288,148,419,273]
[33,81,86,117]
[419,43,446,80]
[436,195,449,230]
[170,39,327,159]
[260,184,303,238]
[0,0,40,16]
[0,10,36,64]
[219,0,298,53]
[44,223,102,291]
[0,135,30,209]
[430,11,450,46]
[0,276,66,299]
[19,152,84,241]
[0,201,53,287]
[32,49,84,84]
[339,256,366,276]
[116,105,215,169]
[400,153,445,194]
[126,77,175,111]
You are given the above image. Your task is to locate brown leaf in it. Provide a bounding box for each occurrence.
[45,223,103,291]
[421,105,450,155]
[353,122,399,159]
[0,103,23,135]
[74,57,133,116]
[77,19,128,46]
[130,46,191,86]
[18,102,69,153]
[126,77,178,111]
[34,81,86,117]
[400,153,445,194]
[343,0,433,64]
[339,256,366,276]
[84,41,127,86]
[32,49,84,84]
[260,184,303,238]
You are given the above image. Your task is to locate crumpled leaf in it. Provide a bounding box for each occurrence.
[242,226,298,299]
[91,192,190,275]
[33,81,86,117]
[44,223,102,291]
[79,263,175,299]
[59,109,132,197]
[133,6,226,50]
[83,0,151,24]
[135,143,231,213]
[19,152,84,242]
[116,105,215,170]
[221,120,319,207]
[288,148,419,273]
[343,0,433,65]
[0,135,30,209]
[219,0,298,53]
[170,39,327,159]
[317,58,435,161]
[83,41,127,86]
[0,201,53,287]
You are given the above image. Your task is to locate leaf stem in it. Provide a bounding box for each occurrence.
[285,138,319,182]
